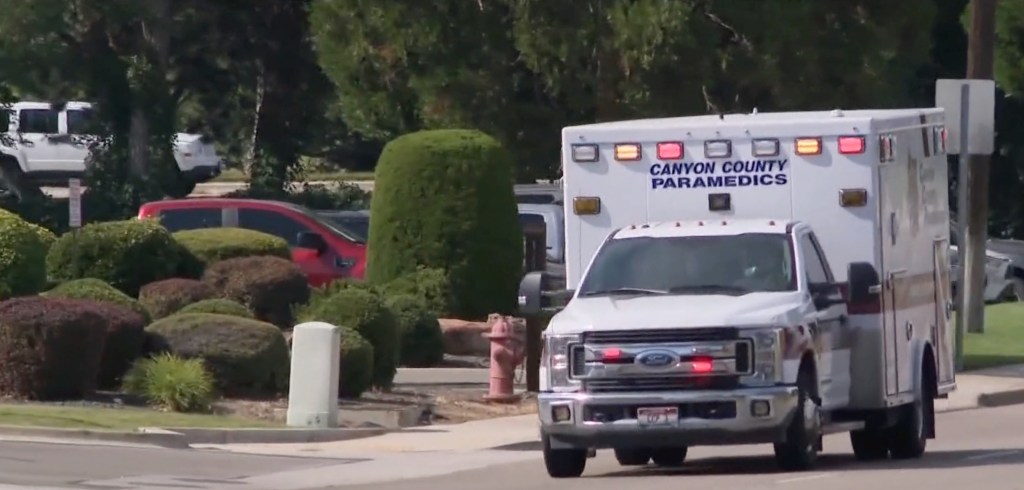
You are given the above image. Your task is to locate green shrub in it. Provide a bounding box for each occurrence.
[367,129,522,319]
[146,313,290,396]
[378,267,450,317]
[386,294,444,367]
[86,301,148,389]
[178,298,254,319]
[0,297,107,399]
[202,255,310,329]
[0,211,47,297]
[122,353,215,413]
[173,228,291,267]
[22,221,56,252]
[338,325,374,398]
[139,278,215,319]
[46,218,185,296]
[298,288,400,389]
[44,278,152,322]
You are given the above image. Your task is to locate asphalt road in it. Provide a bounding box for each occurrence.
[345,404,1024,490]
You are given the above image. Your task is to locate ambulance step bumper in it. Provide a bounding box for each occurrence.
[539,386,799,449]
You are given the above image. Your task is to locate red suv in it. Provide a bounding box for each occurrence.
[138,198,367,286]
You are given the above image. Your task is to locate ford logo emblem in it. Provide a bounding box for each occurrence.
[636,350,678,368]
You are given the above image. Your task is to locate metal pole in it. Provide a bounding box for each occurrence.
[954,83,969,372]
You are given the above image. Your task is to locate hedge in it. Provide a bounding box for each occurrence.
[386,294,444,367]
[378,267,449,317]
[173,228,291,267]
[139,278,215,319]
[202,255,310,329]
[146,313,290,396]
[46,219,185,296]
[45,278,151,322]
[0,297,107,399]
[367,129,522,319]
[338,325,374,398]
[178,298,254,319]
[88,301,148,389]
[298,288,400,389]
[0,210,47,298]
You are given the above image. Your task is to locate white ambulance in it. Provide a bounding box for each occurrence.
[518,109,957,478]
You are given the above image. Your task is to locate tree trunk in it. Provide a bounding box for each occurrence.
[245,62,267,179]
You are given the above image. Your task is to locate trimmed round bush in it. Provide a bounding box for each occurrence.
[0,296,107,399]
[146,313,290,396]
[139,278,215,319]
[202,255,310,329]
[46,218,185,296]
[386,294,444,367]
[45,278,151,322]
[123,353,215,413]
[338,325,374,398]
[298,288,400,388]
[379,267,449,317]
[84,301,148,389]
[367,129,523,319]
[0,211,47,297]
[173,228,291,266]
[178,298,254,319]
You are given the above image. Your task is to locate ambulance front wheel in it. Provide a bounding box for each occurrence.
[543,435,587,478]
[773,365,820,471]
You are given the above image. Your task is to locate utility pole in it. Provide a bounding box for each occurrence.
[962,0,997,334]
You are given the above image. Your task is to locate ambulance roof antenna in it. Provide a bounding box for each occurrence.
[752,107,759,115]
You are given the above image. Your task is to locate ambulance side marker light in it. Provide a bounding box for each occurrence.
[838,136,865,154]
[573,197,601,215]
[752,138,780,157]
[614,143,641,161]
[840,189,868,207]
[795,137,822,155]
[704,140,732,159]
[571,144,599,162]
[656,142,683,160]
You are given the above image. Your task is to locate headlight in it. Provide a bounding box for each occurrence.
[542,333,581,392]
[742,327,784,384]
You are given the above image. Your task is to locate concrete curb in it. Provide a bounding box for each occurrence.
[977,388,1024,408]
[144,427,388,445]
[0,425,190,449]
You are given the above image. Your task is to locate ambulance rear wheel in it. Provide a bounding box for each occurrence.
[888,366,934,460]
[850,429,889,461]
[613,448,651,466]
[650,447,688,467]
[543,435,587,478]
[774,366,820,471]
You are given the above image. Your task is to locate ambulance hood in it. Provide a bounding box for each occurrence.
[548,292,807,333]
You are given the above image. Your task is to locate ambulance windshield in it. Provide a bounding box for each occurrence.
[578,233,796,297]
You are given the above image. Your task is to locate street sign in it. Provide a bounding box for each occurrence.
[68,178,81,228]
[935,79,995,155]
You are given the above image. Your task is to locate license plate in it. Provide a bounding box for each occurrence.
[637,406,678,427]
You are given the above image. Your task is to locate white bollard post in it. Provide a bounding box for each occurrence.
[287,321,341,428]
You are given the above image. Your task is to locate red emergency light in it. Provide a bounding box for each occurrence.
[656,142,683,160]
[600,348,623,360]
[838,136,865,154]
[691,357,714,373]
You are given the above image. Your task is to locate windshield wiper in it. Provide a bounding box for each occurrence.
[580,287,669,297]
[668,284,752,295]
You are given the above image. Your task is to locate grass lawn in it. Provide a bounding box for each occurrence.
[212,168,374,183]
[963,302,1024,370]
[0,404,280,430]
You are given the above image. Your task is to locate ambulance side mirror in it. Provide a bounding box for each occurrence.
[847,262,881,304]
[518,271,549,317]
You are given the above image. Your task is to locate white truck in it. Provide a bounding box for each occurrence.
[1,101,223,197]
[518,109,957,478]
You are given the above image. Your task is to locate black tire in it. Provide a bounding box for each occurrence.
[650,447,688,467]
[887,368,934,460]
[774,366,820,471]
[850,429,889,461]
[1006,277,1024,302]
[543,435,587,478]
[613,448,651,466]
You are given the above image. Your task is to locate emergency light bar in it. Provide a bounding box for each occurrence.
[704,140,732,159]
[614,143,641,161]
[752,139,780,156]
[571,144,599,162]
[838,136,865,154]
[656,142,683,160]
[795,137,822,155]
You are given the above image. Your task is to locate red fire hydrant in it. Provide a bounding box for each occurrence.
[483,315,524,403]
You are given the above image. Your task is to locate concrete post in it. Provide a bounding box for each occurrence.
[287,321,341,428]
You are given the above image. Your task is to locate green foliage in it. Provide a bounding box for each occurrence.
[84,301,148,389]
[201,255,310,328]
[0,210,47,297]
[385,294,444,367]
[145,313,290,396]
[45,278,152,322]
[298,288,400,389]
[123,353,216,413]
[173,228,292,267]
[0,297,108,400]
[224,181,371,211]
[139,278,215,320]
[178,298,254,319]
[338,325,374,398]
[46,219,185,297]
[368,130,522,319]
[378,267,449,317]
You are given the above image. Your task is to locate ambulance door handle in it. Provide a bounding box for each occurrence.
[887,269,907,289]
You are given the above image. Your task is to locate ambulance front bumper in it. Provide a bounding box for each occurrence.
[538,386,799,449]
